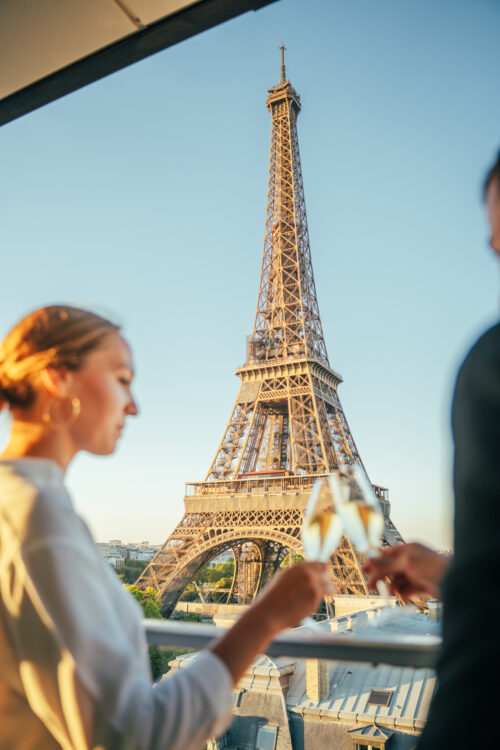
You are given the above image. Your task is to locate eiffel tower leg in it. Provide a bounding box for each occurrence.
[137,505,371,615]
[236,542,263,604]
[330,537,369,595]
[136,510,303,615]
[226,545,239,603]
[259,540,288,589]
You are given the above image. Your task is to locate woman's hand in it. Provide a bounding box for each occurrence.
[210,562,334,684]
[363,543,450,602]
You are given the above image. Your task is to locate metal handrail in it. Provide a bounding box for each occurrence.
[185,475,389,499]
[143,620,441,669]
[184,473,324,496]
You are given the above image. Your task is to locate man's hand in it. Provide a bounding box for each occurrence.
[362,543,450,601]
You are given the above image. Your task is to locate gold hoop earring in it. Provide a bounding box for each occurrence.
[41,397,81,429]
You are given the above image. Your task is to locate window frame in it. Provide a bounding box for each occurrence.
[366,689,394,708]
[255,724,278,750]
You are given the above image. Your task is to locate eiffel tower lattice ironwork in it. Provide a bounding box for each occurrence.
[137,48,403,615]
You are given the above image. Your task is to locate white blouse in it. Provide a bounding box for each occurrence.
[0,458,233,749]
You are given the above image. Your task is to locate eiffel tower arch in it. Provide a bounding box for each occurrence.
[137,48,403,616]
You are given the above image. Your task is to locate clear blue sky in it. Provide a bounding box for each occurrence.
[1,0,500,549]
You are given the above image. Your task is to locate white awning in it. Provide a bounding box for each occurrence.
[0,0,276,125]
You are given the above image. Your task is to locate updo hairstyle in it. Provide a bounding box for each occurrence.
[0,306,119,410]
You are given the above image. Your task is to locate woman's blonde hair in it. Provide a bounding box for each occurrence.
[0,306,119,409]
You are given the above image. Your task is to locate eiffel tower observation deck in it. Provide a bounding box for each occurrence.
[137,48,403,615]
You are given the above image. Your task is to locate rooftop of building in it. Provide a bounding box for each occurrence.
[170,605,439,735]
[257,609,437,732]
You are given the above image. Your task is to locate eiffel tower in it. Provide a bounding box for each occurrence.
[137,48,403,615]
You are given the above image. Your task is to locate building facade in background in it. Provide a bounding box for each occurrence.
[97,540,160,567]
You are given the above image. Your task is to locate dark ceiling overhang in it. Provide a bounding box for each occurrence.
[0,0,277,127]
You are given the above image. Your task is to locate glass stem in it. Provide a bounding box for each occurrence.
[365,547,390,600]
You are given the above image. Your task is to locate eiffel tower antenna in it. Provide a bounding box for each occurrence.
[280,42,286,82]
[137,54,403,614]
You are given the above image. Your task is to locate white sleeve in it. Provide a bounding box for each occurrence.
[6,536,233,750]
[151,651,233,748]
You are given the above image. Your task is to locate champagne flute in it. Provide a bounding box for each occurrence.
[327,467,385,560]
[327,466,389,598]
[302,477,344,562]
[329,467,418,626]
[301,477,344,620]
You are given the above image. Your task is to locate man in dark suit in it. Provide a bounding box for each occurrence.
[364,150,500,748]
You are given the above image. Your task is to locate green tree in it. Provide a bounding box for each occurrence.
[213,577,233,589]
[115,558,148,584]
[280,553,304,568]
[179,583,197,602]
[125,585,188,679]
[206,560,234,583]
[179,560,235,602]
[177,612,202,622]
[126,585,163,618]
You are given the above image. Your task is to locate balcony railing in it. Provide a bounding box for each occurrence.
[185,473,323,497]
[143,620,440,669]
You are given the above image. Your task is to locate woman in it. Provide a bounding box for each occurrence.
[0,305,333,750]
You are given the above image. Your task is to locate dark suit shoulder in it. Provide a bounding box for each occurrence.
[458,321,500,374]
[452,320,500,549]
[454,321,500,403]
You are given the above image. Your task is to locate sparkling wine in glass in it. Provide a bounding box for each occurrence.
[328,466,390,601]
[327,467,385,558]
[302,477,343,563]
[301,477,343,621]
